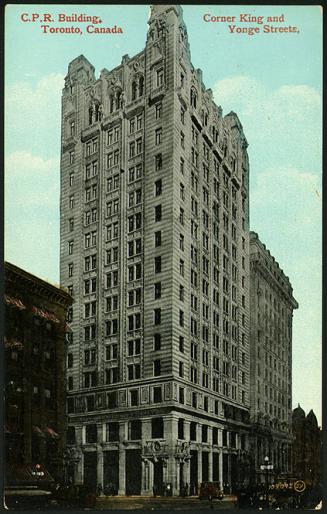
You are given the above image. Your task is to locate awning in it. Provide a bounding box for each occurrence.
[44,427,59,439]
[4,337,24,350]
[4,295,26,310]
[5,463,54,486]
[32,306,60,324]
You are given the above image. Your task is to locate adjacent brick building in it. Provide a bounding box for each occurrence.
[60,5,252,495]
[4,262,72,486]
[249,232,298,481]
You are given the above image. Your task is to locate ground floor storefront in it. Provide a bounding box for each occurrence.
[66,412,251,496]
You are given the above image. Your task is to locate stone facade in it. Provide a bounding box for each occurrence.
[60,5,253,495]
[4,262,72,484]
[249,232,298,481]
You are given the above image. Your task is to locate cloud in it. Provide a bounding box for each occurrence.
[5,151,60,207]
[5,74,64,154]
[213,75,322,170]
[5,150,60,282]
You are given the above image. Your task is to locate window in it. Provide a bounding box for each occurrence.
[190,421,197,441]
[127,338,141,356]
[106,422,119,442]
[180,131,185,148]
[153,359,161,376]
[105,319,118,336]
[179,336,184,353]
[154,333,161,351]
[70,120,75,136]
[155,103,162,119]
[154,282,162,300]
[179,361,184,378]
[202,424,208,442]
[155,128,162,145]
[68,263,73,277]
[179,387,184,404]
[68,241,74,255]
[155,154,162,171]
[84,348,96,365]
[180,106,185,124]
[179,310,184,327]
[155,205,162,222]
[153,386,162,403]
[83,371,97,388]
[136,113,143,129]
[156,68,164,87]
[154,308,161,325]
[127,365,141,381]
[128,420,142,440]
[152,417,164,438]
[180,157,184,175]
[179,260,184,276]
[155,256,161,273]
[179,208,184,225]
[85,424,97,443]
[155,179,162,196]
[155,231,162,247]
[179,285,184,301]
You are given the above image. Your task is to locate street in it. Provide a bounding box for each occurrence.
[95,496,237,511]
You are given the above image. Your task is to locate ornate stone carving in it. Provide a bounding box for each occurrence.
[175,441,191,461]
[143,440,168,461]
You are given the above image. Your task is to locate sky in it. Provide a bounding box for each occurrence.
[5,4,322,424]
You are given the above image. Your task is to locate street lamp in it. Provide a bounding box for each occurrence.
[264,456,269,508]
[260,456,273,509]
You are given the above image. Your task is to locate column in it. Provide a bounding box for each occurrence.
[165,415,179,495]
[75,426,84,485]
[184,420,191,441]
[227,454,232,493]
[118,422,126,495]
[218,452,223,489]
[141,419,152,496]
[141,459,152,496]
[197,449,202,490]
[97,449,104,494]
[185,459,191,490]
[208,427,213,481]
[75,451,84,485]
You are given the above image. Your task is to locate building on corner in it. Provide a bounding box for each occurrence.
[60,4,253,496]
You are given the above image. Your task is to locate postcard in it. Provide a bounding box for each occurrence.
[4,3,322,511]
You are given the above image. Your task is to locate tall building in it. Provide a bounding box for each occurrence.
[60,5,251,495]
[249,232,298,480]
[4,262,72,487]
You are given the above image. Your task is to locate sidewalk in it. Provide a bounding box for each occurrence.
[96,494,238,510]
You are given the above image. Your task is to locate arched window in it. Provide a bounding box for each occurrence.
[131,81,137,101]
[139,76,144,97]
[190,88,197,108]
[88,105,93,125]
[116,90,122,110]
[95,103,100,122]
[109,95,114,113]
